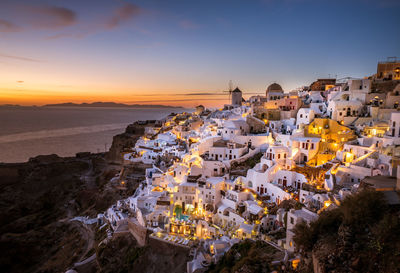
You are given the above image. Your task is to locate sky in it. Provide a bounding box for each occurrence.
[0,0,399,107]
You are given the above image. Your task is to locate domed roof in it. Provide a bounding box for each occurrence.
[266,83,283,92]
[232,87,242,93]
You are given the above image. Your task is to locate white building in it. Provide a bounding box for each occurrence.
[388,112,400,144]
[296,108,315,127]
[286,208,318,252]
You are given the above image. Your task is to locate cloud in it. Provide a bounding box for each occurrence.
[25,5,77,29]
[106,3,141,29]
[183,92,222,96]
[128,98,228,103]
[17,81,24,83]
[46,3,143,38]
[0,19,21,32]
[1,3,144,40]
[135,92,224,97]
[0,53,41,62]
[179,20,200,30]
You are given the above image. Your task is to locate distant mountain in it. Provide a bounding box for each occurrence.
[0,104,39,108]
[43,102,182,108]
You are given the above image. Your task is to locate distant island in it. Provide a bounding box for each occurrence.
[0,102,182,109]
[45,102,182,108]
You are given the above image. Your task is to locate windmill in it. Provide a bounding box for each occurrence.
[221,80,265,104]
[222,80,234,103]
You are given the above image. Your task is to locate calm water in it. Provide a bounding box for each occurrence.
[0,106,185,163]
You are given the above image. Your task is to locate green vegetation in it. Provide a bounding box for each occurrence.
[269,199,304,215]
[231,152,263,170]
[243,152,263,168]
[293,190,400,273]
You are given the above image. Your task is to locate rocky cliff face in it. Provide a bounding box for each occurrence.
[0,154,91,272]
[96,234,189,273]
[0,153,134,273]
[0,122,162,273]
[106,123,145,163]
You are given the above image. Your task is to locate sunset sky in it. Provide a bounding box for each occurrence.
[1,0,399,107]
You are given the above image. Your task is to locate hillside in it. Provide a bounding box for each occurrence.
[207,240,285,273]
[293,190,400,273]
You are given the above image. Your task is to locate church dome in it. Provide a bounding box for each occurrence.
[266,83,283,93]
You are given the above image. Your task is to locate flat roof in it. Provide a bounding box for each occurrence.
[361,176,397,190]
[290,208,318,222]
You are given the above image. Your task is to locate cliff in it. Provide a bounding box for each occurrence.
[293,190,400,273]
[96,235,189,273]
[0,117,180,272]
[106,123,146,163]
[0,153,141,272]
[207,240,285,273]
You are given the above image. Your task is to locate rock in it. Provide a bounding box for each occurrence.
[106,123,145,163]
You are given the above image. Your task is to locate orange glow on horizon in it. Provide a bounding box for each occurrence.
[0,85,230,108]
[0,63,231,107]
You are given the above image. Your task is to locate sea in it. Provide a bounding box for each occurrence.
[0,106,186,163]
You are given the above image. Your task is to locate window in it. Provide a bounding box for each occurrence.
[290,217,294,225]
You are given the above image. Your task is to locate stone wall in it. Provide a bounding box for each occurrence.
[128,218,150,246]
